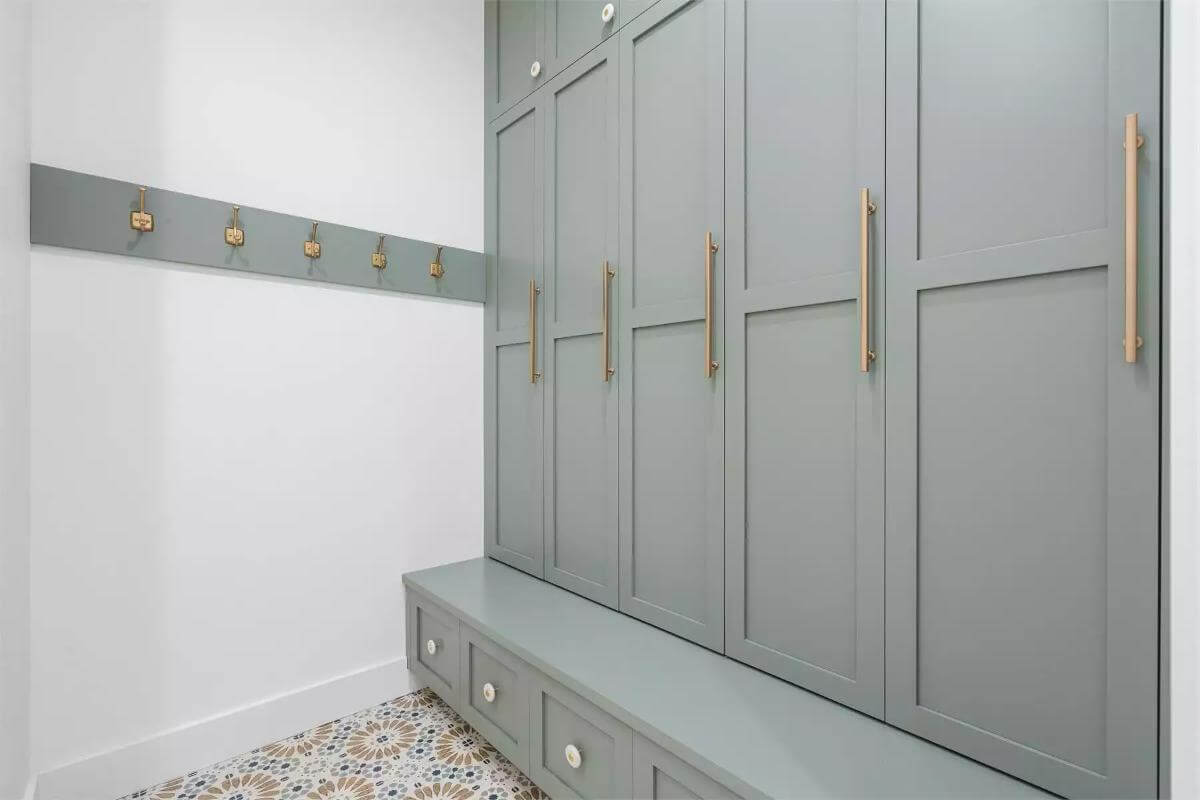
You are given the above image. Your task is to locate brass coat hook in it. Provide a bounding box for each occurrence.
[372,234,387,269]
[224,205,244,246]
[130,186,154,232]
[304,221,321,258]
[430,245,445,279]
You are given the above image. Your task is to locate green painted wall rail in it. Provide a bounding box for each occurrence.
[29,164,484,303]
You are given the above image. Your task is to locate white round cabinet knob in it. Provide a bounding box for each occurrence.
[564,744,582,770]
[482,682,497,703]
[601,3,615,22]
[530,60,542,78]
[425,639,439,656]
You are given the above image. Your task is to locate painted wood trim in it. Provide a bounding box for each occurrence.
[29,164,484,303]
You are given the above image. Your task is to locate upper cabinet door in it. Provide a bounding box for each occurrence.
[485,94,546,578]
[545,0,618,78]
[723,0,885,718]
[617,0,725,651]
[542,41,621,608]
[486,0,546,121]
[884,1,1160,797]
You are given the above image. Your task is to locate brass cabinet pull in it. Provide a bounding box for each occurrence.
[602,261,615,381]
[1124,113,1144,363]
[859,188,877,372]
[705,232,719,378]
[529,278,542,383]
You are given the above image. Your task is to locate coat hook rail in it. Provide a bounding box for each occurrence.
[30,164,484,303]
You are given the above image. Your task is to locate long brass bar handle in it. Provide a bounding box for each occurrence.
[705,232,719,378]
[529,278,542,383]
[1124,113,1144,363]
[602,261,615,381]
[859,188,877,373]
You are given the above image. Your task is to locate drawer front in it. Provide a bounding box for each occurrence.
[408,594,460,697]
[633,734,744,800]
[460,626,530,771]
[530,676,632,799]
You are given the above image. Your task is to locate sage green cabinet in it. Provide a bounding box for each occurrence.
[541,41,620,607]
[723,0,885,719]
[485,93,545,578]
[545,0,618,77]
[883,1,1161,797]
[616,0,725,651]
[481,2,1163,797]
[486,0,545,122]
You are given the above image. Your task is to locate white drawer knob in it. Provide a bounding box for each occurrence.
[425,638,439,656]
[530,60,542,78]
[564,743,582,769]
[482,682,497,703]
[601,3,615,22]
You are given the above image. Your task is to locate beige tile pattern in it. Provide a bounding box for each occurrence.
[118,689,546,800]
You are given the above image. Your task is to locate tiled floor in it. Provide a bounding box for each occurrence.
[120,689,546,800]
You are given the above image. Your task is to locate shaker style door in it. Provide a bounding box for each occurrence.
[485,94,546,578]
[486,0,546,121]
[542,40,620,607]
[884,1,1161,797]
[723,0,885,718]
[617,0,725,651]
[545,0,618,77]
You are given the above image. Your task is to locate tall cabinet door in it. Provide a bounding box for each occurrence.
[617,0,725,651]
[485,95,546,578]
[884,2,1160,797]
[542,41,620,607]
[724,0,885,718]
[486,0,546,121]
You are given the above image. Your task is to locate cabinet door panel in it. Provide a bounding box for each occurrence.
[885,2,1160,796]
[633,734,743,800]
[543,42,619,606]
[495,343,543,570]
[496,109,541,332]
[486,0,545,121]
[724,0,885,717]
[486,96,545,578]
[546,0,618,77]
[618,0,724,651]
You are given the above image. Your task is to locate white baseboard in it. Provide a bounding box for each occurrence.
[33,657,416,800]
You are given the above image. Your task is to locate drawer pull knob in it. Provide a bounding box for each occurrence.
[564,743,582,769]
[425,639,439,656]
[530,60,542,78]
[601,3,615,22]
[482,682,497,703]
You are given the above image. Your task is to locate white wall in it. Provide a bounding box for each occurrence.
[28,0,483,793]
[0,1,32,797]
[1169,2,1200,797]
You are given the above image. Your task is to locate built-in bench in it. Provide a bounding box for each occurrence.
[403,558,1051,799]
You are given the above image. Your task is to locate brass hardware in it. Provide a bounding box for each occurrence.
[224,205,244,246]
[859,188,877,372]
[430,245,445,279]
[372,235,387,269]
[529,278,542,383]
[1124,113,1144,363]
[304,222,321,259]
[705,232,719,378]
[602,261,615,381]
[129,186,154,232]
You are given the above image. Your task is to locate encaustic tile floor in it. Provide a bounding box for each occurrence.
[120,688,546,800]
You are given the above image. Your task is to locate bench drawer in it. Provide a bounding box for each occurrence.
[634,734,744,799]
[459,625,530,771]
[530,675,632,799]
[407,592,460,698]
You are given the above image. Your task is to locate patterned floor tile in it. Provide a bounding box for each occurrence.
[117,689,547,800]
